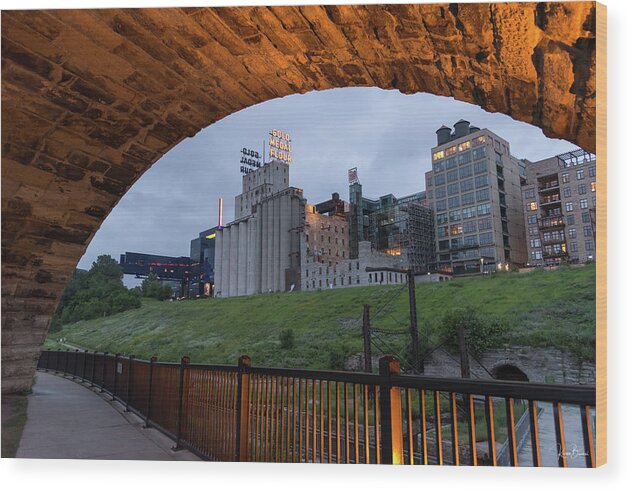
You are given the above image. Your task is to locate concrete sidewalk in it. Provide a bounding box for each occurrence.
[17,371,200,461]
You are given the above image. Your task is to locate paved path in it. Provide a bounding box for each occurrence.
[17,371,200,461]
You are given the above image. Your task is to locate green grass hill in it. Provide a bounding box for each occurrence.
[46,264,596,369]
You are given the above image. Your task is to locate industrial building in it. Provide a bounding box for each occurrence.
[188,226,218,297]
[521,149,596,266]
[348,183,434,272]
[119,252,191,297]
[425,120,527,274]
[214,160,305,297]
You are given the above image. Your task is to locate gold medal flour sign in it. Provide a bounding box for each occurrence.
[268,129,292,163]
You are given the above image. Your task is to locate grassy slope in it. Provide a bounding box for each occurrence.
[47,264,596,368]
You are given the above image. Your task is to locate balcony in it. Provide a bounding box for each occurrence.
[538,181,560,192]
[541,237,566,246]
[539,196,561,206]
[538,217,565,229]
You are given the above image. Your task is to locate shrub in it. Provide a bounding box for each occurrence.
[279,328,295,350]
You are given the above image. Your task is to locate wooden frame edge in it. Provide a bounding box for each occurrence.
[595,0,607,468]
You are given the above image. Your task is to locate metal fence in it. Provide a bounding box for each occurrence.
[37,350,596,467]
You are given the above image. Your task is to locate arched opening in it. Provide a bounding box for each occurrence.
[493,364,530,382]
[1,4,598,393]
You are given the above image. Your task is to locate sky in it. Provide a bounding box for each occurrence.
[78,87,579,276]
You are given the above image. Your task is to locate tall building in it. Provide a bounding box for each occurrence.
[119,252,190,297]
[425,120,527,274]
[521,149,596,266]
[348,183,434,272]
[214,160,305,297]
[189,227,218,297]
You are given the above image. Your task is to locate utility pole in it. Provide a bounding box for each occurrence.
[407,269,421,373]
[457,323,471,378]
[362,304,372,373]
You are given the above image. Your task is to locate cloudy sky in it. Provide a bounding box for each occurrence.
[78,87,579,276]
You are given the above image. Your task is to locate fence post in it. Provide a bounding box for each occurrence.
[125,355,134,412]
[112,353,120,400]
[64,349,70,376]
[235,355,252,462]
[90,351,97,387]
[172,356,190,451]
[144,356,157,428]
[82,349,88,382]
[100,352,108,392]
[44,349,50,372]
[378,355,404,465]
[55,349,60,373]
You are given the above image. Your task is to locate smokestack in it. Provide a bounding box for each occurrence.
[218,197,224,227]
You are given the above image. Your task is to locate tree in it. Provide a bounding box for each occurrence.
[439,307,506,358]
[141,273,172,300]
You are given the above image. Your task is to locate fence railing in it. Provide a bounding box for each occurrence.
[37,350,596,467]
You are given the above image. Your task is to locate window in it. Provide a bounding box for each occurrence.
[589,166,596,177]
[448,196,460,209]
[577,169,585,180]
[567,214,575,225]
[472,135,486,146]
[434,173,446,186]
[436,212,448,224]
[464,235,478,246]
[474,160,487,174]
[563,187,572,198]
[479,231,494,245]
[476,188,490,201]
[478,217,492,230]
[530,238,541,248]
[432,150,444,161]
[458,151,471,165]
[461,192,475,205]
[565,201,574,212]
[570,242,578,253]
[439,240,449,251]
[529,227,539,236]
[583,226,592,237]
[437,225,449,238]
[460,179,474,192]
[474,174,488,188]
[445,145,457,157]
[527,214,537,225]
[447,170,459,182]
[582,212,590,223]
[578,184,587,195]
[561,172,570,183]
[585,240,594,251]
[472,146,486,160]
[591,182,596,192]
[526,201,538,211]
[532,251,543,260]
[580,198,588,209]
[462,206,476,219]
[568,228,577,239]
[446,157,457,169]
[524,189,535,199]
[463,221,477,233]
[436,199,447,212]
[450,224,463,236]
[426,175,433,187]
[449,209,461,222]
[458,141,471,152]
[435,186,446,198]
[459,165,473,179]
[592,196,596,207]
[477,203,491,216]
[447,183,459,195]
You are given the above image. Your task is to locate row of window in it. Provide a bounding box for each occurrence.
[565,198,593,212]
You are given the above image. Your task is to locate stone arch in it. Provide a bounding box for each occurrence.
[1,4,599,393]
[492,364,530,382]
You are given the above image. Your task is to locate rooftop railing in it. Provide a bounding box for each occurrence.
[37,350,596,467]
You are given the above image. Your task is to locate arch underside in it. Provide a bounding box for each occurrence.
[1,3,598,393]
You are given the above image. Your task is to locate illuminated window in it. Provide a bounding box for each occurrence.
[433,150,444,161]
[591,182,596,192]
[472,135,486,146]
[445,145,457,157]
[527,201,538,211]
[450,224,463,236]
[458,141,471,151]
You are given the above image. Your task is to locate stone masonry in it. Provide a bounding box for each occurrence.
[1,4,598,393]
